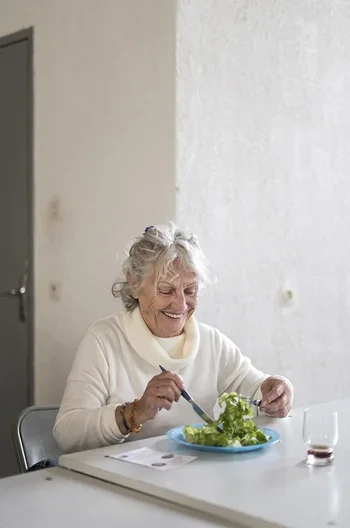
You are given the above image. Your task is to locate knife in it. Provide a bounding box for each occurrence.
[159,365,223,432]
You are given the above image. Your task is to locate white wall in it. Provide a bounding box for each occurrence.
[2,0,349,409]
[0,0,176,403]
[176,0,350,407]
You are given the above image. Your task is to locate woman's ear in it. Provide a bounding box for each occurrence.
[126,272,134,285]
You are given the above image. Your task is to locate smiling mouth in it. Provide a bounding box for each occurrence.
[162,311,184,320]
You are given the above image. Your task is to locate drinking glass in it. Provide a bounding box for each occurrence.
[303,407,338,466]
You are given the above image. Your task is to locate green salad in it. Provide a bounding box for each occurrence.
[183,392,271,447]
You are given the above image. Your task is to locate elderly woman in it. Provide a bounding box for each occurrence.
[54,225,293,453]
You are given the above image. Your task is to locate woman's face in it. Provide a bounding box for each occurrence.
[137,260,198,338]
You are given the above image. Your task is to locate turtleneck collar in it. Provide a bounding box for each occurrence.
[123,306,200,371]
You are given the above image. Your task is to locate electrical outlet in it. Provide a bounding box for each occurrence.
[281,281,296,306]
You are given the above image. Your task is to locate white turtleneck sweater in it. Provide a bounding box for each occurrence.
[54,308,271,453]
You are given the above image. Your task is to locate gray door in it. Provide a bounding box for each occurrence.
[0,29,34,477]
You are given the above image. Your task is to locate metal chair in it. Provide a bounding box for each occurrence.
[13,405,63,472]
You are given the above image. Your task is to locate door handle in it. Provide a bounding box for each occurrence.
[1,266,28,322]
[1,287,24,296]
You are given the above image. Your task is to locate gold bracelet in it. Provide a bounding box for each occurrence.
[130,398,142,433]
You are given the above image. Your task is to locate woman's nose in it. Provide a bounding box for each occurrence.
[172,291,187,312]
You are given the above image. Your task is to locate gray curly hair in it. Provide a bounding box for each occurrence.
[112,224,210,311]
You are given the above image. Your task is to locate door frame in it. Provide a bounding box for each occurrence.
[0,27,34,405]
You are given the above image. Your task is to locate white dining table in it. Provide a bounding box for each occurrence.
[58,399,350,528]
[0,465,239,527]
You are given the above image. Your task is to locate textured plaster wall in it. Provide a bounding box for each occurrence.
[176,0,350,406]
[1,0,349,408]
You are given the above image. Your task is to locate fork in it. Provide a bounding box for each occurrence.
[239,395,262,407]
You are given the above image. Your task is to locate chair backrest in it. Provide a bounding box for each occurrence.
[13,405,63,472]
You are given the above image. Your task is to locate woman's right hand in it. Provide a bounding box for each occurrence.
[134,371,184,425]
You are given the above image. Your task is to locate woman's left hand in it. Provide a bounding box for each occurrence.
[259,376,292,418]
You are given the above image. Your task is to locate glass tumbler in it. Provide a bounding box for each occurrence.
[303,407,338,466]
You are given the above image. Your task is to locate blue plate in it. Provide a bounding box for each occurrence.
[166,424,280,453]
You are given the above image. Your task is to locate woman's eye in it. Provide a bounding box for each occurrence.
[185,289,197,296]
[158,290,173,295]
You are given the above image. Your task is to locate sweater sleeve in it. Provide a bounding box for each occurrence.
[216,330,269,400]
[53,327,128,453]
